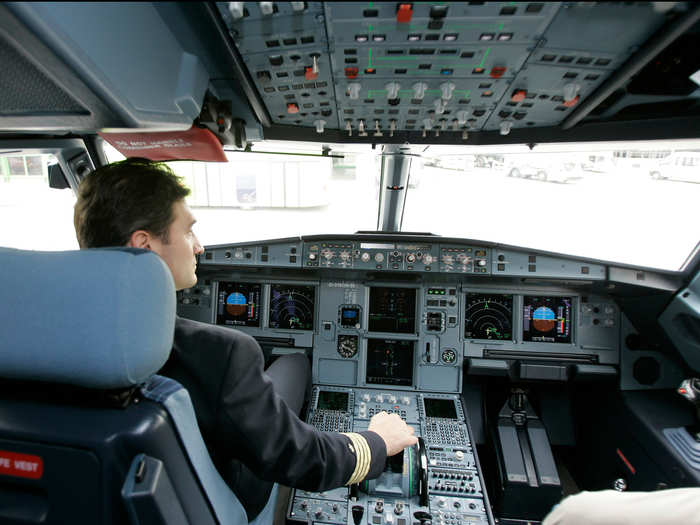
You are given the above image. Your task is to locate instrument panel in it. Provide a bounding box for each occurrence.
[181,260,620,391]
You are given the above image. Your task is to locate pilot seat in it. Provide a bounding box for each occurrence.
[0,247,277,525]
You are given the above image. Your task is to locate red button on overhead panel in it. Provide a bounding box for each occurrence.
[345,67,359,79]
[490,66,507,78]
[304,67,318,80]
[287,103,299,114]
[511,89,527,102]
[563,95,580,107]
[397,4,413,23]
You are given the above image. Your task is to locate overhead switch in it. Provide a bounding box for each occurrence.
[305,67,318,80]
[511,89,527,102]
[412,82,428,100]
[563,83,581,105]
[490,66,507,78]
[397,4,413,23]
[348,82,361,100]
[287,102,299,114]
[456,110,468,126]
[500,121,512,136]
[345,67,359,79]
[314,120,326,133]
[440,81,456,100]
[228,2,245,19]
[385,82,401,99]
[433,99,446,115]
[259,2,274,16]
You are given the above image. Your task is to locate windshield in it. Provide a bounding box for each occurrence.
[102,139,700,271]
[403,140,700,271]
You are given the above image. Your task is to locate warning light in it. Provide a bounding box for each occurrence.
[397,3,413,23]
[304,66,318,80]
[345,67,359,79]
[490,66,507,78]
[511,89,527,102]
[365,68,376,74]
[563,95,580,107]
[287,103,299,114]
[679,388,687,395]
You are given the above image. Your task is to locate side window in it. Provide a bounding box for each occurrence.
[0,154,78,250]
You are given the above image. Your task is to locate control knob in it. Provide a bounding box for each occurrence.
[455,451,464,461]
[400,396,411,405]
[308,253,317,261]
[315,508,324,519]
[374,253,385,263]
[362,393,371,402]
[388,395,397,404]
[407,254,416,263]
[375,394,384,403]
[340,250,351,262]
[423,254,434,265]
[361,252,370,262]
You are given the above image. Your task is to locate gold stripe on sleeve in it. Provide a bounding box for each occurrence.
[341,432,371,485]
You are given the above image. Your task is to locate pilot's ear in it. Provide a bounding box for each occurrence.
[127,230,152,250]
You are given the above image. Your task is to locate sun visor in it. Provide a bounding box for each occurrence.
[99,127,227,162]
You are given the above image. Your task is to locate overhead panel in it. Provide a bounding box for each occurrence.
[217,2,678,137]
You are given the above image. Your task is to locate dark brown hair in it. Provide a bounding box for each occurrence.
[74,157,190,248]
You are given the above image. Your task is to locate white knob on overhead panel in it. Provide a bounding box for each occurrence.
[412,82,428,100]
[348,82,361,100]
[433,99,446,115]
[358,119,367,136]
[291,1,305,11]
[456,110,469,126]
[423,118,433,130]
[374,120,383,137]
[389,119,397,137]
[376,394,384,403]
[500,121,512,136]
[385,82,401,99]
[440,82,456,100]
[228,2,245,19]
[314,120,326,133]
[362,393,371,402]
[563,83,581,102]
[259,2,274,16]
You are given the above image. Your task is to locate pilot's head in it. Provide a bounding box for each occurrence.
[74,157,204,290]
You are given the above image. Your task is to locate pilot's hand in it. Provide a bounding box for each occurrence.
[368,411,418,456]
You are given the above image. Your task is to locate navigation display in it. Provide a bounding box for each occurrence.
[269,284,315,330]
[366,339,414,386]
[317,391,349,411]
[216,282,261,327]
[523,296,572,343]
[464,293,514,340]
[424,398,458,419]
[368,287,417,334]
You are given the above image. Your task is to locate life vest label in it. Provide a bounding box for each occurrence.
[0,450,44,479]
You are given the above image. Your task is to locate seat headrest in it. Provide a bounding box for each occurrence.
[0,247,175,389]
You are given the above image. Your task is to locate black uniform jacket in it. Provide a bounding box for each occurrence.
[160,316,387,519]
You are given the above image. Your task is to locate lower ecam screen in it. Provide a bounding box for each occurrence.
[366,339,414,386]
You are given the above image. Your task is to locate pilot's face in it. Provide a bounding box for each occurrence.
[149,200,204,291]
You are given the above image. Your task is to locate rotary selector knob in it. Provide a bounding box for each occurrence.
[477,259,487,267]
[362,393,371,402]
[438,498,446,507]
[406,254,416,263]
[388,395,397,404]
[361,252,370,262]
[375,394,384,402]
[374,253,385,263]
[340,250,351,261]
[455,451,464,461]
[423,254,434,264]
[308,253,317,260]
[456,254,470,265]
[401,396,411,405]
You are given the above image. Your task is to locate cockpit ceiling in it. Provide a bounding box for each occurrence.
[219,1,700,144]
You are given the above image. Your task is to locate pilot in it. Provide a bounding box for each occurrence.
[542,487,700,524]
[73,157,418,520]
